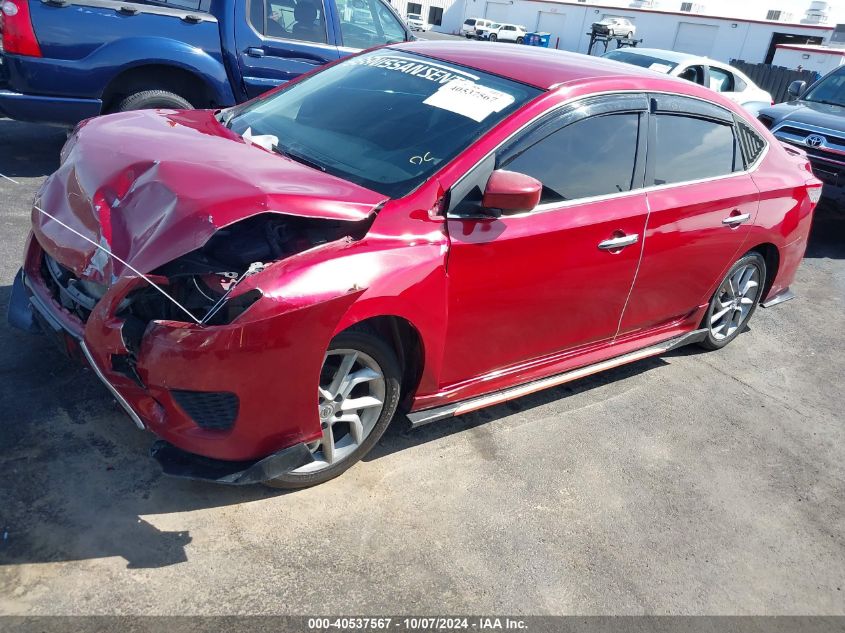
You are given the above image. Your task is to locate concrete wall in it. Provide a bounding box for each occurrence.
[441,0,834,64]
[772,46,845,73]
[391,0,451,26]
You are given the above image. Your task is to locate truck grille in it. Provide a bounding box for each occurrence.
[772,123,845,189]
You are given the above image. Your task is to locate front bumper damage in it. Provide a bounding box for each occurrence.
[9,254,325,485]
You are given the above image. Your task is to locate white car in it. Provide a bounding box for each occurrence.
[488,23,527,43]
[591,17,636,38]
[474,20,499,40]
[603,48,774,114]
[405,13,429,31]
[461,17,488,38]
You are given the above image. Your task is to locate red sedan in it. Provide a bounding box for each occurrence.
[9,42,821,488]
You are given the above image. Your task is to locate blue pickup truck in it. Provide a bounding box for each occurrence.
[0,0,411,125]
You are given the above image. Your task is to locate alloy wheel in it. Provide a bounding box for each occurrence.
[708,263,761,341]
[292,349,386,474]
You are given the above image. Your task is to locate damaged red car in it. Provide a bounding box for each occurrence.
[9,41,821,488]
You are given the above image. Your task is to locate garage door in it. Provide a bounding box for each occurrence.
[484,2,509,22]
[673,22,718,56]
[536,12,566,49]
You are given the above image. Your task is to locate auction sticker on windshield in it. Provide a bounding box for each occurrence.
[424,79,516,122]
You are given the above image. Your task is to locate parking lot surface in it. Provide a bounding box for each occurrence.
[0,117,843,615]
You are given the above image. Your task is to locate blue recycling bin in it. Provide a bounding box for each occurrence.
[524,32,551,47]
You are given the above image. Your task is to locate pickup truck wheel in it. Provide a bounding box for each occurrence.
[114,89,193,113]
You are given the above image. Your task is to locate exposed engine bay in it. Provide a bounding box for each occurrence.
[120,213,375,331]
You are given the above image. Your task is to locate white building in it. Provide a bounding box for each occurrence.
[406,0,845,66]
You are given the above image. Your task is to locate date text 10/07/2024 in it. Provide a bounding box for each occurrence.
[307,617,529,630]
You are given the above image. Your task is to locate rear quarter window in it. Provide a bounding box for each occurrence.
[735,118,767,167]
[651,114,741,185]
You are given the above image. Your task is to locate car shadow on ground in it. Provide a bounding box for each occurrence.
[0,274,675,570]
[369,354,671,462]
[0,119,65,180]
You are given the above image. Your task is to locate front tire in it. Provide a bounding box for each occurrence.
[489,33,497,42]
[265,330,401,489]
[699,252,766,351]
[114,89,193,113]
[516,36,524,44]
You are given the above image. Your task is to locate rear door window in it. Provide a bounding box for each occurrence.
[651,114,741,185]
[249,0,329,43]
[708,67,735,92]
[338,0,406,47]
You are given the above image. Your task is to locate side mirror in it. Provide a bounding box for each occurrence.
[788,80,807,99]
[481,169,542,216]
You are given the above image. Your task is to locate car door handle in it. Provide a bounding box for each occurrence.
[598,234,639,250]
[246,47,266,58]
[722,212,751,226]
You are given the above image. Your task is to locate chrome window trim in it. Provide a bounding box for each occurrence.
[770,120,845,158]
[446,89,769,220]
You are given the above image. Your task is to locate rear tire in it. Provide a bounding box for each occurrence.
[114,89,193,113]
[265,329,401,489]
[698,252,766,351]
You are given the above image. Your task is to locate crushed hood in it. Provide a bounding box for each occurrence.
[33,109,387,282]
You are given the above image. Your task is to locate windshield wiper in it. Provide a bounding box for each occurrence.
[273,145,327,172]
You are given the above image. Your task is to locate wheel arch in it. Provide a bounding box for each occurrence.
[337,314,426,410]
[101,63,221,113]
[748,242,780,300]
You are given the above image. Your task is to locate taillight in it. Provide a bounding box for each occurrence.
[0,0,42,57]
[807,184,823,204]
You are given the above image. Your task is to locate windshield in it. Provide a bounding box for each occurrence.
[227,50,540,198]
[803,66,845,107]
[603,50,677,73]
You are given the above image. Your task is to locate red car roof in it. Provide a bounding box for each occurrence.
[393,40,660,90]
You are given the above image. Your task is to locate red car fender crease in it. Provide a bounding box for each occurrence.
[0,0,42,57]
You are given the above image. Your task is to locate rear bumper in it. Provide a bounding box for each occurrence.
[0,89,101,126]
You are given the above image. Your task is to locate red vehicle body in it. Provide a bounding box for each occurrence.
[9,41,821,486]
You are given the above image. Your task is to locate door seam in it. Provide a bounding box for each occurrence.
[612,193,651,343]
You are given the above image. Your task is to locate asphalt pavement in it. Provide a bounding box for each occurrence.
[0,117,843,615]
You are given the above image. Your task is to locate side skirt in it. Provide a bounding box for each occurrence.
[407,328,708,428]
